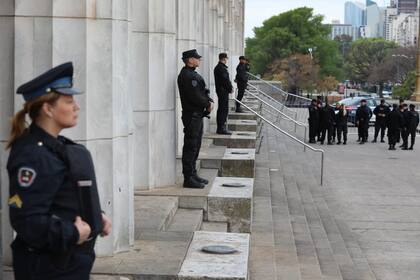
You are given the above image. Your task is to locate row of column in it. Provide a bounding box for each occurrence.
[0,0,244,264]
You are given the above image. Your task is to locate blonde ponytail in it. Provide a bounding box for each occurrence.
[6,108,28,149]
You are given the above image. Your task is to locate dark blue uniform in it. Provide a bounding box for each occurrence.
[235,59,248,112]
[8,124,96,280]
[214,61,233,133]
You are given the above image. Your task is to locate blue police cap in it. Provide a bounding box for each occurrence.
[182,49,202,60]
[16,62,82,102]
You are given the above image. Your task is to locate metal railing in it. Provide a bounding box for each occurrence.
[234,98,325,186]
[244,89,308,147]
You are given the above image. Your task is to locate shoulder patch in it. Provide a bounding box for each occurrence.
[17,167,37,187]
[8,194,23,209]
[192,80,198,87]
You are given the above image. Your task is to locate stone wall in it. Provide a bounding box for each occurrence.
[0,0,244,264]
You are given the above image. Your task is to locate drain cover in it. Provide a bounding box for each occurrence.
[236,133,250,136]
[231,151,248,155]
[388,157,399,160]
[222,183,247,188]
[201,245,238,254]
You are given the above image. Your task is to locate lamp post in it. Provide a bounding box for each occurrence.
[411,8,420,101]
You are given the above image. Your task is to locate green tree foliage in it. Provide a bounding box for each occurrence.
[245,7,342,79]
[345,38,397,83]
[392,71,416,100]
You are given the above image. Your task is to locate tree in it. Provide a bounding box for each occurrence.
[265,54,320,94]
[334,34,353,58]
[317,76,339,95]
[245,7,342,79]
[392,71,416,100]
[345,38,397,84]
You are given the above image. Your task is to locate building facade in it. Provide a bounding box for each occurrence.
[0,0,245,264]
[366,2,386,38]
[330,24,361,40]
[345,1,366,26]
[388,11,419,46]
[398,0,418,13]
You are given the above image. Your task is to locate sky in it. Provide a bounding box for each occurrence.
[245,0,389,38]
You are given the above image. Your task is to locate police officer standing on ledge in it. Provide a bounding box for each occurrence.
[6,62,112,280]
[214,53,233,135]
[372,99,390,143]
[235,56,249,113]
[178,49,214,189]
[308,99,319,143]
[406,104,420,150]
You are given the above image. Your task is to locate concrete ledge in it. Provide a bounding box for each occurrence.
[221,149,255,178]
[178,231,250,280]
[227,120,258,132]
[204,132,256,148]
[208,177,254,233]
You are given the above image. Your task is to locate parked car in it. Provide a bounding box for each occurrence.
[337,97,378,125]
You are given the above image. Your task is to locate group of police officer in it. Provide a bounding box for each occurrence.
[308,97,420,150]
[177,49,249,189]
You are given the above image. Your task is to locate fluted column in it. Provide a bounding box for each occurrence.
[131,0,177,189]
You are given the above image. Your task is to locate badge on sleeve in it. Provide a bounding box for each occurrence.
[8,194,23,209]
[17,167,37,188]
[192,80,198,87]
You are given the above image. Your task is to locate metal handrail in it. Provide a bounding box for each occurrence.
[247,72,312,102]
[247,83,298,120]
[234,98,325,186]
[245,89,308,145]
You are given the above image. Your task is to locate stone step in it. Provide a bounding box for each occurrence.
[178,231,250,280]
[200,221,228,232]
[167,209,204,232]
[283,174,324,280]
[228,112,257,120]
[135,168,219,211]
[134,196,178,239]
[207,177,254,233]
[203,131,256,148]
[199,147,255,178]
[227,119,258,132]
[92,231,193,279]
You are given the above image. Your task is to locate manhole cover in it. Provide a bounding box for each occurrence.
[236,133,250,136]
[231,151,248,155]
[201,245,238,254]
[222,183,247,188]
[388,157,399,160]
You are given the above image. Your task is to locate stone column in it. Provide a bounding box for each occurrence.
[131,0,177,189]
[8,0,133,257]
[175,0,197,155]
[0,0,15,266]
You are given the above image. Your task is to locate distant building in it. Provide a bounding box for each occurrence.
[345,1,366,26]
[385,7,399,40]
[332,19,341,24]
[397,0,417,13]
[388,12,419,46]
[366,2,386,37]
[330,24,361,40]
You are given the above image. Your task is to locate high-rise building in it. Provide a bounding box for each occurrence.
[345,1,366,26]
[385,7,399,40]
[366,2,386,37]
[388,11,419,46]
[398,0,417,13]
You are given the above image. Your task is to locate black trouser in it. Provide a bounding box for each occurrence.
[401,127,409,148]
[359,121,369,141]
[320,124,333,143]
[308,119,319,142]
[12,239,95,280]
[388,128,399,145]
[374,120,386,140]
[337,124,348,143]
[236,82,247,108]
[216,91,229,130]
[182,112,203,178]
[408,128,417,147]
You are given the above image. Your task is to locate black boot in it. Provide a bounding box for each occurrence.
[343,141,346,145]
[371,139,377,143]
[236,104,244,113]
[217,125,232,135]
[183,177,205,189]
[193,174,209,185]
[409,145,414,150]
[380,139,385,143]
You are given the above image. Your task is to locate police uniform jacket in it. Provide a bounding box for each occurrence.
[235,63,248,84]
[373,105,390,122]
[308,104,319,122]
[407,110,420,129]
[214,62,233,95]
[336,109,349,126]
[387,109,404,130]
[178,66,211,114]
[356,106,372,123]
[8,124,81,253]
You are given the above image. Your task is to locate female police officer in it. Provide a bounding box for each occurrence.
[6,62,112,280]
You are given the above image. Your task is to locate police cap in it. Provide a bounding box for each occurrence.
[16,62,82,102]
[182,49,202,60]
[239,56,246,60]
